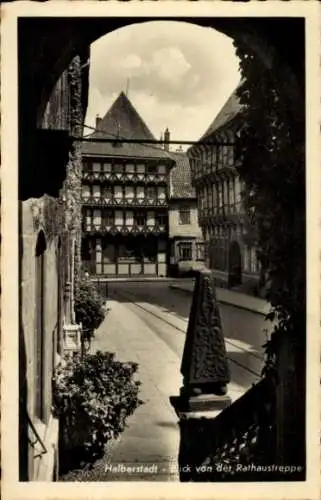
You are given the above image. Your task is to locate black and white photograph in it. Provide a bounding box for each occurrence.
[1,1,320,499]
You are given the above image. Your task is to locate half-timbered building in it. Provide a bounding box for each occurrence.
[187,87,260,291]
[81,92,175,278]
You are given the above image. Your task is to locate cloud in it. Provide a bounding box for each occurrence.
[149,47,191,84]
[120,54,142,71]
[86,21,241,142]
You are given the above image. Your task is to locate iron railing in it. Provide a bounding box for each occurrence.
[178,377,282,482]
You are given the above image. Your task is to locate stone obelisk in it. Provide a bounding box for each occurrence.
[171,269,231,412]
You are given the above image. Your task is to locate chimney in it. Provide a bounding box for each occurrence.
[164,127,170,151]
[160,132,164,149]
[96,114,102,131]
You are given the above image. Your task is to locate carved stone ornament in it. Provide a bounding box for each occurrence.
[180,269,230,397]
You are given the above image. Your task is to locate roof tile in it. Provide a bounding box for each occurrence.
[169,152,196,199]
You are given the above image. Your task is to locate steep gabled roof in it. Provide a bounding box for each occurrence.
[94,91,156,141]
[169,152,196,199]
[82,92,172,160]
[199,84,243,141]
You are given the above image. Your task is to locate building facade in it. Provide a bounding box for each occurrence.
[19,52,89,481]
[81,92,175,278]
[168,152,204,276]
[188,88,260,290]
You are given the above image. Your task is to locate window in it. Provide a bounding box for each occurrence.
[179,206,191,225]
[114,185,123,199]
[212,185,217,214]
[250,247,259,273]
[146,164,157,174]
[134,211,146,226]
[93,162,102,173]
[102,185,113,198]
[229,179,235,209]
[93,209,102,228]
[35,231,46,421]
[179,242,193,260]
[83,161,92,173]
[156,212,167,226]
[82,184,91,200]
[114,163,123,174]
[222,145,227,165]
[92,184,101,199]
[103,163,112,173]
[125,163,135,173]
[84,208,92,230]
[147,186,156,199]
[228,145,234,166]
[218,184,223,211]
[196,242,205,261]
[157,186,166,200]
[212,147,217,171]
[218,145,223,168]
[223,180,229,209]
[208,188,213,211]
[102,209,114,226]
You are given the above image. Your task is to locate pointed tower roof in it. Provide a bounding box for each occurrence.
[93,91,156,141]
[82,92,173,160]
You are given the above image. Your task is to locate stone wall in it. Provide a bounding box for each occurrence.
[20,196,62,480]
[19,52,89,480]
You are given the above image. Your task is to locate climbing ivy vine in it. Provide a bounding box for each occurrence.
[233,40,305,374]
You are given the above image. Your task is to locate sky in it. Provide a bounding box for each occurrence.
[85,21,241,150]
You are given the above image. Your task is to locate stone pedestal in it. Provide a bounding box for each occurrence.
[170,393,231,414]
[170,269,231,413]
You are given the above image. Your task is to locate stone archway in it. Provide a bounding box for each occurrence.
[228,240,242,288]
[18,17,304,201]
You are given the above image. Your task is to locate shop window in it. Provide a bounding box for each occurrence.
[179,242,193,260]
[179,206,191,225]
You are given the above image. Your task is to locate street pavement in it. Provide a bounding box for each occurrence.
[67,282,274,481]
[169,280,271,316]
[109,281,273,367]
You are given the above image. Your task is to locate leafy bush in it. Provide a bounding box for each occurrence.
[74,277,105,336]
[53,351,143,471]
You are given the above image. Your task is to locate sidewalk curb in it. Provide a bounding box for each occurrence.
[169,285,269,317]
